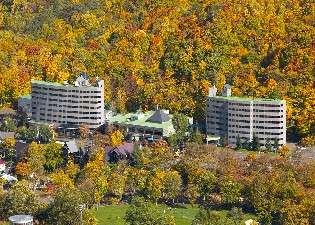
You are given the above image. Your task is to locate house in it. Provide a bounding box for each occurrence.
[1,173,18,182]
[57,139,90,167]
[0,131,15,141]
[105,142,134,163]
[206,84,286,148]
[0,108,16,121]
[0,159,5,172]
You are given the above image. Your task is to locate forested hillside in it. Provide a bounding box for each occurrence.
[0,0,314,143]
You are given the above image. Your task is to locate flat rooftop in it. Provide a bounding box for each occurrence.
[19,94,31,99]
[31,80,64,86]
[211,95,284,103]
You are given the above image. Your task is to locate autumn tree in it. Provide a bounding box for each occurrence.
[79,148,109,205]
[27,142,46,177]
[125,197,175,225]
[44,142,63,172]
[46,187,97,225]
[0,180,42,218]
[1,137,16,162]
[110,130,124,147]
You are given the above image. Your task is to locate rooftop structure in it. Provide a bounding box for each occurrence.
[30,73,105,129]
[0,159,5,172]
[207,84,286,148]
[0,131,15,140]
[8,215,33,225]
[107,109,176,137]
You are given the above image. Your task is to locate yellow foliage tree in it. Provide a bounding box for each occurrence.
[110,130,124,147]
[15,162,30,178]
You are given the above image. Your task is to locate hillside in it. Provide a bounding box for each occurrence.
[0,0,314,143]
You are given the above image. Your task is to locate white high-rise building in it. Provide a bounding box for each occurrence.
[207,84,286,148]
[31,73,105,129]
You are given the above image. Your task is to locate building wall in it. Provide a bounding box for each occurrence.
[252,100,286,146]
[227,100,253,146]
[31,80,105,129]
[206,98,228,137]
[207,97,286,148]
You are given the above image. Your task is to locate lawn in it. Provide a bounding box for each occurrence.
[91,204,199,225]
[91,204,256,225]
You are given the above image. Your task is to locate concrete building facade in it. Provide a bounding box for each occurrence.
[207,85,286,148]
[31,74,105,129]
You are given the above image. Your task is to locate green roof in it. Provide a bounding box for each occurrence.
[31,80,64,86]
[206,135,221,141]
[211,96,283,103]
[20,94,31,99]
[108,111,176,136]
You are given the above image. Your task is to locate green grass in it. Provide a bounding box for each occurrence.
[91,204,256,225]
[91,204,199,225]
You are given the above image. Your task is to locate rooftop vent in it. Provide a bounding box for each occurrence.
[209,86,217,97]
[222,84,232,97]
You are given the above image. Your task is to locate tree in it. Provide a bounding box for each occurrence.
[265,138,273,152]
[46,187,96,225]
[247,170,301,222]
[50,170,75,189]
[192,208,234,225]
[37,125,54,144]
[145,170,165,204]
[1,137,16,162]
[125,197,175,225]
[0,117,16,132]
[106,172,126,204]
[64,160,79,180]
[251,134,260,151]
[80,149,109,205]
[162,170,181,203]
[280,201,309,225]
[220,180,243,207]
[44,142,63,172]
[78,124,90,139]
[273,138,279,151]
[189,131,203,145]
[16,126,36,143]
[0,180,42,218]
[235,135,242,150]
[195,171,217,202]
[172,113,189,135]
[279,145,291,157]
[15,161,30,178]
[28,142,46,177]
[226,207,244,225]
[169,113,189,147]
[110,130,124,147]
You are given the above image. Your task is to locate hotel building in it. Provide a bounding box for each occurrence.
[207,85,286,147]
[30,74,105,129]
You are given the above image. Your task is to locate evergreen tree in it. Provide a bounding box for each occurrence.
[265,138,273,152]
[273,138,279,151]
[235,135,242,150]
[251,134,260,151]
